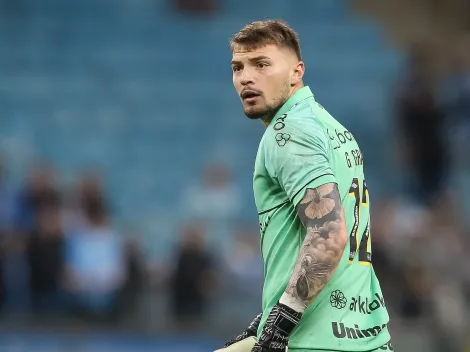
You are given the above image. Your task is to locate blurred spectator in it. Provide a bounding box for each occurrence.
[0,163,59,312]
[169,224,216,329]
[0,159,14,312]
[373,194,470,351]
[396,49,449,206]
[62,170,109,236]
[223,225,263,297]
[64,199,126,320]
[61,171,108,235]
[423,205,470,352]
[15,162,60,232]
[60,187,86,235]
[441,58,470,139]
[27,205,65,315]
[440,58,470,227]
[181,163,241,252]
[78,171,105,208]
[182,163,241,222]
[79,171,109,223]
[0,159,15,236]
[117,238,145,318]
[398,261,431,319]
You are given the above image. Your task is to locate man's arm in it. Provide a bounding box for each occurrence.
[252,183,347,352]
[279,182,348,311]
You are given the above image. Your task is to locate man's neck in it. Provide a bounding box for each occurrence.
[261,112,277,128]
[262,84,304,128]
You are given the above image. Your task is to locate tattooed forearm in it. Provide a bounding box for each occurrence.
[284,183,347,309]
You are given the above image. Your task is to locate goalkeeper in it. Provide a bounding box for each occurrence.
[219,20,392,352]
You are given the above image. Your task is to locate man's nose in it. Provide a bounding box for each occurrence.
[240,68,254,85]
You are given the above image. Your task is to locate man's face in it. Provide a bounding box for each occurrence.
[232,44,299,120]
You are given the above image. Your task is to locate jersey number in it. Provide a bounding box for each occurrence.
[348,178,371,266]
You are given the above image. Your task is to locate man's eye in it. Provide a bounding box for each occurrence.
[232,66,242,72]
[257,62,268,69]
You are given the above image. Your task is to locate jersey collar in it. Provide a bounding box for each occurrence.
[269,86,314,127]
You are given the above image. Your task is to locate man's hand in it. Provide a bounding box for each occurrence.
[251,302,301,352]
[224,313,262,347]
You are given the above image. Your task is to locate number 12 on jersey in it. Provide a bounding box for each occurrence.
[348,178,371,266]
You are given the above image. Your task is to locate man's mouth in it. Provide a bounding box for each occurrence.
[241,90,261,100]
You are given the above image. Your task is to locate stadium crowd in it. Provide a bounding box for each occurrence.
[0,161,143,322]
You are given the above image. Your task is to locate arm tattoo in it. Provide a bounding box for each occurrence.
[285,183,348,307]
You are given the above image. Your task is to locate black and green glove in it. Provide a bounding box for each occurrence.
[251,302,302,352]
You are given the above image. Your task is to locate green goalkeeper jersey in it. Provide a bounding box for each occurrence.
[254,87,390,351]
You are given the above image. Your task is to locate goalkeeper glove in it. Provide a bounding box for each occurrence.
[224,313,262,347]
[251,301,302,352]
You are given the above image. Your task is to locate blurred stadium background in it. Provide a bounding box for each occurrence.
[0,0,469,351]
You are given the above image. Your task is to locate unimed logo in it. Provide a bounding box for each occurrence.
[332,322,387,339]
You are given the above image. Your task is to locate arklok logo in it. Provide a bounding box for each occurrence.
[349,293,385,315]
[329,291,385,315]
[330,290,347,309]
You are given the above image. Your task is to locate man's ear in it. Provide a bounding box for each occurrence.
[291,61,305,85]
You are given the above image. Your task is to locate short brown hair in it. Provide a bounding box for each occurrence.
[230,20,302,60]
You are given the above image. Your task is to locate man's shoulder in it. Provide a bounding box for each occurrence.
[273,100,326,131]
[264,107,327,151]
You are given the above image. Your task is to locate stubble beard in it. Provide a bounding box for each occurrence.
[244,102,278,120]
[244,83,291,124]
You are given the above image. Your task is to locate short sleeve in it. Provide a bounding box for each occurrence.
[268,119,337,206]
